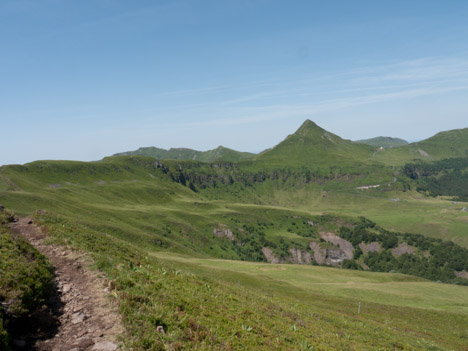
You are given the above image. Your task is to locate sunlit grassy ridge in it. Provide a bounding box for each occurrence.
[372,127,468,166]
[354,136,408,148]
[1,120,468,349]
[1,156,468,349]
[34,212,468,350]
[255,120,376,168]
[114,145,255,163]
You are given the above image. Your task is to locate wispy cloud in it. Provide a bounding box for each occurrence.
[149,57,468,129]
[152,57,468,111]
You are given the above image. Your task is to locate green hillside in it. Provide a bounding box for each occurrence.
[114,145,255,162]
[2,120,468,349]
[355,136,408,148]
[256,120,375,168]
[0,210,53,348]
[372,127,468,166]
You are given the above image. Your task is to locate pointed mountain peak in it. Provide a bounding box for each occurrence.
[289,120,335,142]
[295,119,323,134]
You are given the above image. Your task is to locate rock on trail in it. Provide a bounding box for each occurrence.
[9,217,123,351]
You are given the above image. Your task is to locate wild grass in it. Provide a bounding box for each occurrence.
[1,157,468,349]
[0,211,54,349]
[37,212,468,350]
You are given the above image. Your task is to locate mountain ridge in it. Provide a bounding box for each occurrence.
[372,127,468,165]
[113,145,255,163]
[355,136,408,148]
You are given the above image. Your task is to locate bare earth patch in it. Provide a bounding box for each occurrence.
[391,242,416,257]
[9,217,123,351]
[455,271,468,280]
[359,242,381,254]
[213,225,235,241]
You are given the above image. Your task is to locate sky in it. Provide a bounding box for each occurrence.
[1,0,468,165]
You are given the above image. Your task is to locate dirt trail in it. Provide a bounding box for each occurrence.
[9,217,123,351]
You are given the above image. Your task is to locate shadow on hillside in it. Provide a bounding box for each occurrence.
[9,278,64,351]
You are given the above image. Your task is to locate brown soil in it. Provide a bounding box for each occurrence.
[9,217,123,351]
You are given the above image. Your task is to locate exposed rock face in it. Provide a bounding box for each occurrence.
[455,271,468,280]
[325,248,348,266]
[391,242,416,257]
[418,148,429,157]
[319,232,354,259]
[309,242,326,264]
[309,242,347,266]
[289,248,312,264]
[213,225,235,241]
[359,242,381,254]
[262,247,283,264]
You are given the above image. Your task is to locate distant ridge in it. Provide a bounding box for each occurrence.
[355,136,408,148]
[372,127,468,165]
[111,120,468,168]
[113,145,255,163]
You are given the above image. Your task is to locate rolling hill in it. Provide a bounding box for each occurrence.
[355,136,408,148]
[114,145,255,162]
[1,119,468,350]
[372,127,468,165]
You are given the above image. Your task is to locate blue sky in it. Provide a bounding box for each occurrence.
[1,0,468,165]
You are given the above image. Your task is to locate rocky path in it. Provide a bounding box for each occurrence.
[9,217,123,351]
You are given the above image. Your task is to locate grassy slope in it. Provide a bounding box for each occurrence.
[372,127,468,166]
[114,146,255,163]
[2,157,467,250]
[1,157,468,349]
[0,211,54,349]
[1,120,468,349]
[255,120,376,168]
[354,136,408,148]
[154,252,468,314]
[36,211,468,350]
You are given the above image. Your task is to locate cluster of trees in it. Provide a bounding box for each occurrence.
[364,251,466,284]
[404,157,468,200]
[228,223,269,262]
[215,214,468,286]
[338,218,398,249]
[336,217,468,285]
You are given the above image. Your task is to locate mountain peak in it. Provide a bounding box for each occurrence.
[295,119,323,135]
[257,119,374,167]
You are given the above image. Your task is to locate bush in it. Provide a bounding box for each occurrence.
[0,213,54,346]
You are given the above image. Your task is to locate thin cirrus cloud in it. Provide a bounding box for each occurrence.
[147,57,468,128]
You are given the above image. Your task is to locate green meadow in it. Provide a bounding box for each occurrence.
[1,121,468,349]
[154,252,468,314]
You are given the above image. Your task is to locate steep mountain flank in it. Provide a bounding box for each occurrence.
[256,120,375,168]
